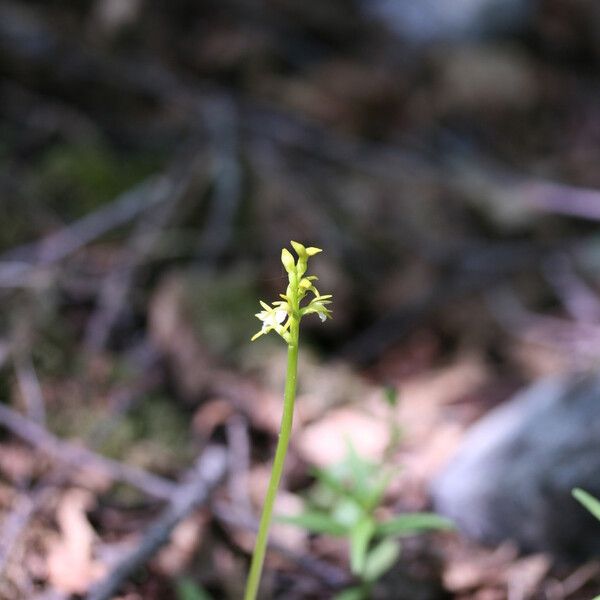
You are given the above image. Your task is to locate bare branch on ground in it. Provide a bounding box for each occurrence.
[0,403,177,500]
[87,446,227,600]
[0,175,171,288]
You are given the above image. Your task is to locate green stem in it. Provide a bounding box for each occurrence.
[244,318,300,600]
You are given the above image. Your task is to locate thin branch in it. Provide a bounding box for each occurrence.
[197,95,242,265]
[0,175,171,288]
[529,181,600,222]
[84,155,204,351]
[87,446,227,600]
[226,414,251,514]
[0,345,165,584]
[0,403,177,500]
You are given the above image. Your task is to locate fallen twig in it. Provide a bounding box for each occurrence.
[0,175,171,288]
[84,154,206,351]
[226,414,251,515]
[0,344,166,588]
[529,181,600,222]
[0,403,177,500]
[87,446,227,600]
[197,95,242,265]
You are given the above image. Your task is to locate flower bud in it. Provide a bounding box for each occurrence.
[281,248,295,273]
[291,241,307,259]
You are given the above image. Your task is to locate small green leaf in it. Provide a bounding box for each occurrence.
[573,488,600,521]
[364,470,393,511]
[363,539,401,582]
[350,518,376,576]
[313,466,366,509]
[276,511,348,536]
[281,248,295,272]
[177,578,213,600]
[376,513,454,537]
[312,465,346,494]
[332,586,368,600]
[332,498,364,529]
[383,386,399,407]
[299,277,313,290]
[345,441,373,504]
[290,240,307,257]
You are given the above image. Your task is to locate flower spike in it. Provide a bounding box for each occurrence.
[251,241,332,342]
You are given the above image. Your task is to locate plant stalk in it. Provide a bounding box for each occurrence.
[244,317,300,600]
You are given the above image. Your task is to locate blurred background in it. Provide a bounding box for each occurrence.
[2,0,600,598]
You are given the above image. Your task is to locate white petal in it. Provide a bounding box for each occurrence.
[275,310,287,324]
[318,312,326,322]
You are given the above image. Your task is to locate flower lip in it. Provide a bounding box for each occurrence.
[257,307,288,331]
[274,309,287,323]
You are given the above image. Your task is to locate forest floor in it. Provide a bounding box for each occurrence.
[2,1,600,598]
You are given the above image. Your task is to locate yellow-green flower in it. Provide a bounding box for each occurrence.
[252,301,289,341]
[251,241,331,342]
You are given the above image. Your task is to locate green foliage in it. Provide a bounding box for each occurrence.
[375,513,455,536]
[277,511,348,535]
[383,386,399,408]
[333,586,368,600]
[572,488,600,522]
[50,393,192,481]
[32,142,160,220]
[379,386,402,460]
[278,443,453,599]
[571,488,600,600]
[176,578,213,600]
[362,538,401,583]
[101,394,193,469]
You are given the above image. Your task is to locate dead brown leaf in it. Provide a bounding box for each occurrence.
[46,489,105,594]
[297,406,390,467]
[506,554,551,600]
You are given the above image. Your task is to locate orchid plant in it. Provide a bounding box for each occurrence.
[244,241,332,600]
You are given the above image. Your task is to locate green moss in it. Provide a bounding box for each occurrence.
[99,394,193,471]
[0,141,163,252]
[48,393,192,481]
[31,142,162,220]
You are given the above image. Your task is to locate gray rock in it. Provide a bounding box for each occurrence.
[362,0,533,43]
[431,374,600,559]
